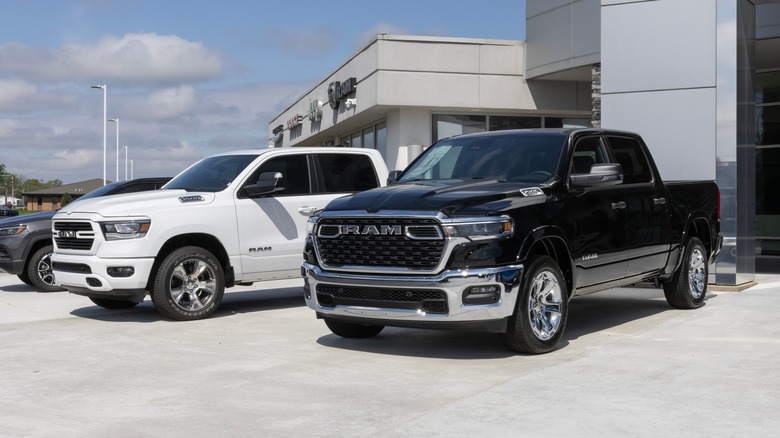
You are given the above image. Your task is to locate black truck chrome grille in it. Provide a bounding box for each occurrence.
[53,221,94,250]
[316,284,449,314]
[315,217,444,269]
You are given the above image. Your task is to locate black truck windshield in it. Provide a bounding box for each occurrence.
[399,134,566,184]
[165,154,258,192]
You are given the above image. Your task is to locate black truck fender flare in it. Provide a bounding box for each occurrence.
[517,225,575,297]
[669,212,713,276]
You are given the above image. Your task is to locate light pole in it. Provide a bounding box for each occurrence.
[91,84,107,185]
[108,118,119,181]
[123,146,129,180]
[130,160,134,179]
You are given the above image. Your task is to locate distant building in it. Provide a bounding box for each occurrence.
[269,0,780,284]
[22,178,108,211]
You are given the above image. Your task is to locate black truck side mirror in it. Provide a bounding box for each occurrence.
[570,163,623,187]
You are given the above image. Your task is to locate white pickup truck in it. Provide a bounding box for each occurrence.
[51,147,388,320]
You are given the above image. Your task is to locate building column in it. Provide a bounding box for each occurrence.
[713,0,756,286]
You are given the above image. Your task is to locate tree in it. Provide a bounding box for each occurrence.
[61,192,74,207]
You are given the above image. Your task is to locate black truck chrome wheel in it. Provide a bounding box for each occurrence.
[500,256,568,354]
[664,237,708,309]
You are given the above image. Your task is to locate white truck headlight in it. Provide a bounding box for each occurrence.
[101,220,151,240]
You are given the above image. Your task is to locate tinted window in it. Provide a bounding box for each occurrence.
[400,134,565,183]
[166,155,258,192]
[245,155,311,196]
[571,136,609,174]
[109,181,167,195]
[316,154,379,193]
[607,136,653,184]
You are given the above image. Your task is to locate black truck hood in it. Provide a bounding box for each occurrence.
[326,179,550,216]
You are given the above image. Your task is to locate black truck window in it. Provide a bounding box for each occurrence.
[571,136,609,174]
[607,136,653,184]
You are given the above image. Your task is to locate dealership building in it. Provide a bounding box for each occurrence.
[268,0,780,287]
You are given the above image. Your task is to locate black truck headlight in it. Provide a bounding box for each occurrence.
[306,216,319,236]
[443,216,513,240]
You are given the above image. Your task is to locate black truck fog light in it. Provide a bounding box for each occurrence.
[107,266,135,278]
[303,279,311,299]
[463,285,501,305]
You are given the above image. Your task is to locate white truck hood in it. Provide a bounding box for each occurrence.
[55,189,217,218]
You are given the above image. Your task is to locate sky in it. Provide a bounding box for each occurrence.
[0,0,526,185]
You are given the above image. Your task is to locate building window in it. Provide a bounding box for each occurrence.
[432,115,486,142]
[363,127,375,150]
[351,132,362,149]
[376,122,387,157]
[339,122,387,158]
[489,116,541,131]
[544,117,592,128]
[756,68,780,258]
[433,114,592,143]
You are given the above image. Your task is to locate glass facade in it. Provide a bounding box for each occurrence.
[339,122,387,157]
[756,66,780,266]
[432,114,590,142]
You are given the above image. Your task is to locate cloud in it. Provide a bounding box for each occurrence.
[141,86,199,120]
[0,33,223,86]
[0,80,311,182]
[0,80,81,113]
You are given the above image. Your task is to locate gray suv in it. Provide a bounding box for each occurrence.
[0,178,170,292]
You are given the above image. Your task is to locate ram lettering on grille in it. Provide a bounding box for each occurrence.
[315,218,445,269]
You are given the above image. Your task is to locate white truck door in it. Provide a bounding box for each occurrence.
[234,153,324,279]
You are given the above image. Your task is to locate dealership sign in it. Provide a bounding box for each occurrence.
[327,77,356,109]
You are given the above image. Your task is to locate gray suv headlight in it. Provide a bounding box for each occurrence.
[0,225,26,236]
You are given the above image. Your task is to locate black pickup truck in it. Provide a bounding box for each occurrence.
[302,128,721,354]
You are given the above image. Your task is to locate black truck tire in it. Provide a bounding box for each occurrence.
[151,246,225,321]
[500,256,568,354]
[27,245,66,292]
[664,237,708,309]
[324,318,384,338]
[89,297,140,309]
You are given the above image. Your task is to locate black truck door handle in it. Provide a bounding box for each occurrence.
[654,197,667,205]
[611,201,627,210]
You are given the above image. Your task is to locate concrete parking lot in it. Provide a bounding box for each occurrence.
[1,271,779,437]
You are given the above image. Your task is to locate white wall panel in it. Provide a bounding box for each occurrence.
[527,0,570,18]
[602,88,717,181]
[526,0,601,79]
[602,0,717,93]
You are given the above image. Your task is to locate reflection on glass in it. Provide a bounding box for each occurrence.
[432,114,486,142]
